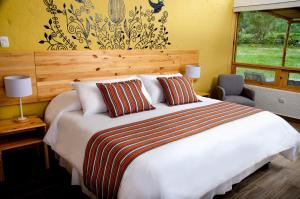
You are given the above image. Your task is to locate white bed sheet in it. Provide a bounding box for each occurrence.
[44,97,300,199]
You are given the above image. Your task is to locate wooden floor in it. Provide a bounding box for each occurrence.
[290,121,300,132]
[216,119,300,199]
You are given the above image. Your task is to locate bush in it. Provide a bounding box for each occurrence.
[238,32,300,47]
[264,32,277,44]
[237,33,253,44]
[288,33,300,47]
[274,33,285,45]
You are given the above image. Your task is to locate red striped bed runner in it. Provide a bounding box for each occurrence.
[83,102,262,199]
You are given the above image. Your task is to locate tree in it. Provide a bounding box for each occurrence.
[242,12,275,43]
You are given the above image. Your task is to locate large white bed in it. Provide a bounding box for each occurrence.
[44,90,300,199]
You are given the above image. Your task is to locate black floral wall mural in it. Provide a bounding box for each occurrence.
[39,0,171,50]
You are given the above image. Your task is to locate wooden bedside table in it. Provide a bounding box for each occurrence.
[196,91,210,97]
[0,117,49,182]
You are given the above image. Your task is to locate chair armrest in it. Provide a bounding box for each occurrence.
[215,86,226,100]
[242,87,255,100]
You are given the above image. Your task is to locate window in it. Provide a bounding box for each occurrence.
[286,23,300,67]
[236,67,276,84]
[236,12,287,66]
[232,9,300,93]
[288,73,300,87]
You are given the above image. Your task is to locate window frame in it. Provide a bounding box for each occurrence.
[231,12,300,93]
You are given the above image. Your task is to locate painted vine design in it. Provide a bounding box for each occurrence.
[39,0,171,50]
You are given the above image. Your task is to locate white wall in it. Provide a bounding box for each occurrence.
[247,85,300,119]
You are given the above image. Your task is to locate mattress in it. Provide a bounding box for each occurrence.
[44,96,300,199]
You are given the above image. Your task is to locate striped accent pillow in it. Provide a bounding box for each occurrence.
[157,76,200,106]
[97,80,155,118]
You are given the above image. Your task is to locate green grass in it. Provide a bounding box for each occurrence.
[236,44,300,67]
[236,44,300,81]
[286,48,300,68]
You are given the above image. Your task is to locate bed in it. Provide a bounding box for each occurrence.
[8,50,294,199]
[44,89,300,199]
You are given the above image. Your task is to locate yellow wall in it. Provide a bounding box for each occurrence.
[0,0,234,119]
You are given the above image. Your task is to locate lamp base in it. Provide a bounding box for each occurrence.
[188,78,194,87]
[15,117,29,123]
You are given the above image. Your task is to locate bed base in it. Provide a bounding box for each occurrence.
[54,152,275,199]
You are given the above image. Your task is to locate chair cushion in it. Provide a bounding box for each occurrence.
[218,75,244,96]
[224,95,255,107]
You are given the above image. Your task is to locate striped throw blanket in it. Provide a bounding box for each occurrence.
[83,102,262,199]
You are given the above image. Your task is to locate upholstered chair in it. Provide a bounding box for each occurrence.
[215,74,255,107]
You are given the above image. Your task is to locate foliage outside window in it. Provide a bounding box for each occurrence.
[286,23,300,67]
[233,11,300,92]
[236,12,288,66]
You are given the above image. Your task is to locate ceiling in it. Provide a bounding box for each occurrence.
[264,7,300,21]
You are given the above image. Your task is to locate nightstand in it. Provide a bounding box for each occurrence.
[196,91,210,97]
[0,117,49,182]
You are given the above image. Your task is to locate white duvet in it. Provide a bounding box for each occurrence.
[44,94,300,199]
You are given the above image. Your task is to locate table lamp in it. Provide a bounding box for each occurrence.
[4,75,32,122]
[186,65,201,86]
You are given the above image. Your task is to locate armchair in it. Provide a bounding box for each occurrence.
[215,74,255,107]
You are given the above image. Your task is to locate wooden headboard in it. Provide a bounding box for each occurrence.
[0,50,198,106]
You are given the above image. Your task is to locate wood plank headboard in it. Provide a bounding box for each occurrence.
[0,52,38,105]
[0,50,198,106]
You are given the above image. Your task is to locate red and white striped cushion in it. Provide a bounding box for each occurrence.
[157,76,200,106]
[97,80,155,118]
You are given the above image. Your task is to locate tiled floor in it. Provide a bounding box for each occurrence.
[0,119,299,199]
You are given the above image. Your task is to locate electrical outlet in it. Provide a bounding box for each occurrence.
[278,98,285,104]
[0,36,9,48]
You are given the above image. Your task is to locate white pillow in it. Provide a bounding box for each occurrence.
[72,76,152,117]
[139,73,183,104]
[45,90,82,125]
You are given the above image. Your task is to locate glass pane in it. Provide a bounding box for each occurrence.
[286,23,300,68]
[236,11,287,66]
[236,67,276,83]
[288,73,300,86]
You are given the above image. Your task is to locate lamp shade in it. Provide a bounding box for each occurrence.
[186,65,201,78]
[4,76,32,97]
